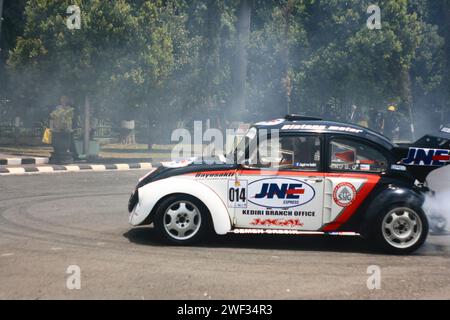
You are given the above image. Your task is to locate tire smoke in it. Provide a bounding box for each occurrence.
[423,165,450,233]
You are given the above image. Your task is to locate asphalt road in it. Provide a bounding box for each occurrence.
[1,170,450,299]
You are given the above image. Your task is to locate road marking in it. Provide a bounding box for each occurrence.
[96,242,106,246]
[65,165,80,172]
[91,165,106,171]
[37,166,54,173]
[7,158,22,166]
[50,247,63,251]
[115,164,130,170]
[0,163,153,175]
[1,253,15,257]
[140,163,153,170]
[7,167,26,174]
[35,157,49,165]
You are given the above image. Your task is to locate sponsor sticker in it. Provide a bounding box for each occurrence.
[247,178,316,209]
[281,124,363,134]
[402,147,450,166]
[390,164,407,171]
[333,182,357,207]
[196,172,235,178]
[360,164,371,171]
[250,218,304,228]
[242,209,315,217]
[294,162,317,169]
[228,180,248,208]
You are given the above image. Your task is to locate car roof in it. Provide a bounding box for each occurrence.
[253,116,395,150]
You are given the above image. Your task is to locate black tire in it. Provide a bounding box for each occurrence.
[371,204,428,255]
[153,195,211,245]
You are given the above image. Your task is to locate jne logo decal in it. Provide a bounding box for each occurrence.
[402,148,450,166]
[248,178,315,209]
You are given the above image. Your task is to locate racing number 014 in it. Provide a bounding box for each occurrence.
[227,180,248,208]
[229,188,246,202]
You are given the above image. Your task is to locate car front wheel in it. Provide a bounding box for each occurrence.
[154,195,210,245]
[372,205,428,254]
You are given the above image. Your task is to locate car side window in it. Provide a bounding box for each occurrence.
[329,138,388,173]
[254,135,321,171]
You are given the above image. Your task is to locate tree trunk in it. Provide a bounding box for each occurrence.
[443,0,450,117]
[401,68,415,141]
[0,0,4,38]
[231,0,251,120]
[282,0,294,115]
[83,94,90,155]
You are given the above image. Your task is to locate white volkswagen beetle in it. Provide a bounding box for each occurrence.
[128,116,450,254]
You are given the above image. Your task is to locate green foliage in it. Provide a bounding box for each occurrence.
[1,0,450,128]
[7,0,190,120]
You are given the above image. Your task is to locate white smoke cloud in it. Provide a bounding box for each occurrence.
[423,165,450,233]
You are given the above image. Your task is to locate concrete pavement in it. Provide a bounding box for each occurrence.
[1,171,450,299]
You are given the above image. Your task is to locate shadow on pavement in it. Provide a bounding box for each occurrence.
[123,226,379,254]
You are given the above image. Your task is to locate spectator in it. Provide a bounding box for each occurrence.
[348,105,359,123]
[383,105,400,141]
[52,95,78,159]
[368,107,384,133]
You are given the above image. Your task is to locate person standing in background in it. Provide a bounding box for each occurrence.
[349,105,359,123]
[52,95,79,160]
[348,104,368,127]
[383,105,400,141]
[368,107,384,133]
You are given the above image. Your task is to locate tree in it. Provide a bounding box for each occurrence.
[247,0,307,118]
[7,0,190,124]
[0,0,27,119]
[231,0,251,120]
[3,0,449,142]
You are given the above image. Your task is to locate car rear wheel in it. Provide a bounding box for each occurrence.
[154,195,210,245]
[373,205,428,254]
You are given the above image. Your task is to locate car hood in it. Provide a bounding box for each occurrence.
[136,156,235,189]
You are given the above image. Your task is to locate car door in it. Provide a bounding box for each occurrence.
[231,133,325,231]
[321,136,387,231]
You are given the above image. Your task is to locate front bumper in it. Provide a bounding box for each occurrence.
[128,187,154,226]
[128,189,139,213]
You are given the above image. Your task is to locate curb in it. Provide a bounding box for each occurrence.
[0,156,49,166]
[0,162,153,176]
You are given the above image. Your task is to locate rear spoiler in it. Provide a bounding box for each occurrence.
[393,126,450,182]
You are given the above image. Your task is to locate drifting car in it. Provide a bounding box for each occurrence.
[128,115,450,254]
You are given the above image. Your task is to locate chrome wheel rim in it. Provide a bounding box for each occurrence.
[382,208,423,249]
[163,201,202,241]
